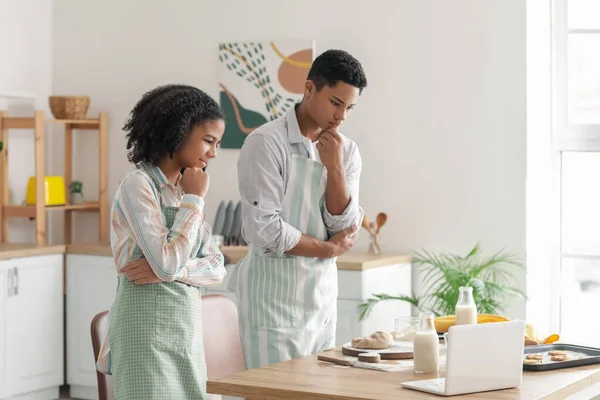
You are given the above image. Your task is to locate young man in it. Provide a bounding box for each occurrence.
[232,49,367,369]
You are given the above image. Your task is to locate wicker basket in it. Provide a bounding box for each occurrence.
[49,96,90,120]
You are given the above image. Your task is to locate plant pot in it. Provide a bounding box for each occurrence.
[70,192,84,205]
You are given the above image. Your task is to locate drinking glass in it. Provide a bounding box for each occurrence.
[394,316,419,342]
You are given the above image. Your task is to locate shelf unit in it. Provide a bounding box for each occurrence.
[0,110,109,245]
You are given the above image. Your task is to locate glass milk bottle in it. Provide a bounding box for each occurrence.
[413,313,440,374]
[455,286,477,325]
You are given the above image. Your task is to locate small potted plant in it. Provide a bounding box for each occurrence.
[69,180,84,205]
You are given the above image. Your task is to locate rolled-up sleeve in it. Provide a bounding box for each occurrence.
[323,143,365,235]
[238,133,302,255]
[176,213,226,287]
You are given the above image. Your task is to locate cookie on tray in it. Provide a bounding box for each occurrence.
[525,354,543,360]
[523,359,542,365]
[548,350,568,356]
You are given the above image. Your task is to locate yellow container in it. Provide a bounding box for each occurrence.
[25,176,66,206]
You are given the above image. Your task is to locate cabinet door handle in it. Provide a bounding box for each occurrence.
[14,267,18,296]
[6,267,13,297]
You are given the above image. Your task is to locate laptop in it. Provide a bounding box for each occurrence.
[401,320,525,396]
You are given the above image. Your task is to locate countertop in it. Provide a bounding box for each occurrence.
[0,243,66,260]
[217,245,412,270]
[0,243,412,271]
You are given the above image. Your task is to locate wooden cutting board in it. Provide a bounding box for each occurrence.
[341,341,414,360]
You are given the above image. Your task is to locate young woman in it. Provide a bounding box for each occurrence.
[96,84,226,399]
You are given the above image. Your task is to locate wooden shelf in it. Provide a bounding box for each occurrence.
[2,117,35,129]
[0,110,109,245]
[47,119,99,124]
[1,117,100,130]
[3,202,100,218]
[47,119,100,130]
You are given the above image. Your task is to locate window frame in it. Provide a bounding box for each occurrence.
[527,0,600,339]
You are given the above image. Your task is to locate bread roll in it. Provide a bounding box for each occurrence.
[351,331,393,350]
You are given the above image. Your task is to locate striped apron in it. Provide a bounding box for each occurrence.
[236,151,338,369]
[108,169,209,399]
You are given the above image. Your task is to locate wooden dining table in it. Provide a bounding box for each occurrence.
[207,347,600,399]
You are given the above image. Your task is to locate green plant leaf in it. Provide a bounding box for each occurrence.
[357,293,420,321]
[357,244,526,319]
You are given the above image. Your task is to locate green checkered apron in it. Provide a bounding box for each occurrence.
[235,149,338,369]
[108,168,208,399]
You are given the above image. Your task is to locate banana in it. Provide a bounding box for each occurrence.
[433,314,510,333]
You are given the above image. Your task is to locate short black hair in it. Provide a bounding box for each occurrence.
[307,49,368,94]
[124,84,224,165]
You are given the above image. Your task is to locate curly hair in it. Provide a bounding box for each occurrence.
[307,49,368,94]
[124,84,224,165]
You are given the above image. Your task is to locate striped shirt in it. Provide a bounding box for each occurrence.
[237,106,364,255]
[110,162,226,286]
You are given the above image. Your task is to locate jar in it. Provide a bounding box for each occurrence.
[455,286,477,325]
[413,312,440,374]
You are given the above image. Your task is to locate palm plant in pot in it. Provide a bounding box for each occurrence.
[358,243,526,320]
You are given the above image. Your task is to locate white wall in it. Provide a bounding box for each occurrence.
[52,0,526,317]
[0,0,53,243]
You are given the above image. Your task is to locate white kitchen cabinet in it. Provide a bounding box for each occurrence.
[66,254,117,400]
[0,254,64,400]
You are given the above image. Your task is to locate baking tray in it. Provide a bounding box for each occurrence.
[523,343,600,371]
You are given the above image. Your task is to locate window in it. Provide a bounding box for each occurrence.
[560,152,600,346]
[549,0,600,346]
[562,0,600,133]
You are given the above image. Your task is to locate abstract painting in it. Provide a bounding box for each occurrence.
[218,40,316,149]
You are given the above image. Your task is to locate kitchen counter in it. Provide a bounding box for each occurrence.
[0,243,66,260]
[218,245,412,270]
[66,243,411,271]
[0,243,412,270]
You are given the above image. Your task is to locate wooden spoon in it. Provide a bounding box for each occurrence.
[361,216,374,234]
[369,222,378,234]
[375,213,387,234]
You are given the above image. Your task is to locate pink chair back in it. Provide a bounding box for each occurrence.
[202,294,246,380]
